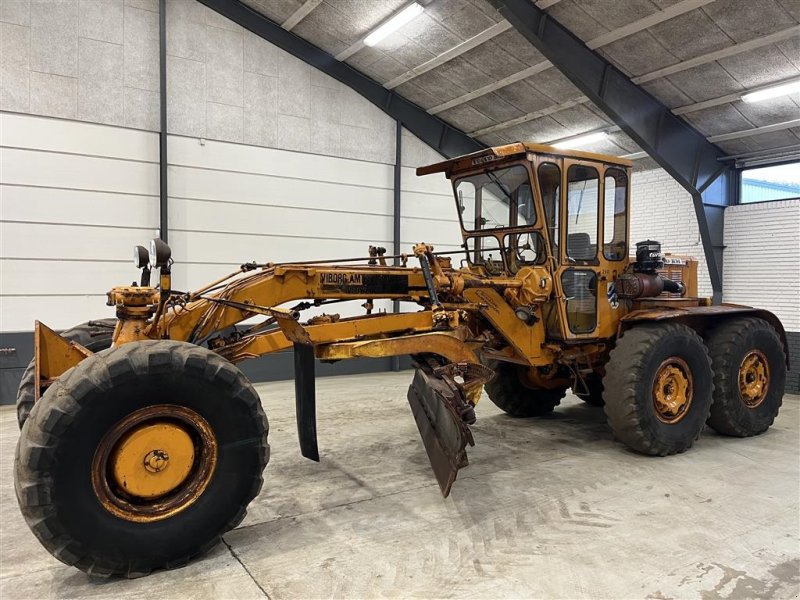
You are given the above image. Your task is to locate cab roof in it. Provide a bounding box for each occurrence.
[416,142,634,177]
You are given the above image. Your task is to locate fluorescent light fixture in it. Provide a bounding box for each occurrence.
[364,3,424,47]
[741,80,800,103]
[552,131,608,149]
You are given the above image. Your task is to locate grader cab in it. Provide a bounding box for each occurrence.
[15,143,788,578]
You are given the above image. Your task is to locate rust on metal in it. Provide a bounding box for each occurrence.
[652,357,693,424]
[33,321,93,402]
[91,404,218,523]
[739,349,770,408]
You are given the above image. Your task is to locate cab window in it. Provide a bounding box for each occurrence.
[454,165,534,231]
[465,236,505,275]
[566,165,599,262]
[504,232,546,273]
[603,168,628,260]
[538,162,560,256]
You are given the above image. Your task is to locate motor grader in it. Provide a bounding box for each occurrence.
[15,142,787,577]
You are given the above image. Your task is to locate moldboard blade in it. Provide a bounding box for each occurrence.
[407,367,474,497]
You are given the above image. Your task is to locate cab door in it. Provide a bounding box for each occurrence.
[538,159,602,340]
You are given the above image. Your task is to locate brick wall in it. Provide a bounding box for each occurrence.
[630,170,799,393]
[629,168,713,297]
[724,199,800,392]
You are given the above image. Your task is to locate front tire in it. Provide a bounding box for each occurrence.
[484,361,566,417]
[15,340,269,578]
[704,317,786,437]
[604,323,713,456]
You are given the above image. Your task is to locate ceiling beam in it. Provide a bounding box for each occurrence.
[633,25,800,85]
[672,75,800,115]
[586,0,715,49]
[430,61,552,114]
[469,96,589,136]
[708,118,800,143]
[198,0,483,159]
[385,20,512,89]
[281,0,322,31]
[490,0,732,301]
[431,0,715,115]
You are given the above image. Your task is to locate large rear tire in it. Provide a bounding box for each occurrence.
[15,340,269,578]
[704,317,786,437]
[484,361,566,417]
[603,323,713,456]
[15,319,116,429]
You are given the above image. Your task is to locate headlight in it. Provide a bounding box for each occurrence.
[133,245,149,268]
[149,238,172,268]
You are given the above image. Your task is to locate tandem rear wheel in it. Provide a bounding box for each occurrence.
[603,318,785,456]
[14,340,269,578]
[603,323,714,456]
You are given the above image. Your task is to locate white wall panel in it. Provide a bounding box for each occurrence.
[1,222,155,260]
[166,135,400,299]
[169,166,393,214]
[0,260,134,296]
[723,199,800,331]
[0,113,159,162]
[1,185,157,228]
[1,148,159,195]
[169,136,394,189]
[399,130,464,256]
[1,113,159,331]
[0,296,115,332]
[169,198,392,240]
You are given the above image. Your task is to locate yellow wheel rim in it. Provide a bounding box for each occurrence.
[739,350,769,408]
[653,357,693,424]
[92,405,217,523]
[110,423,195,499]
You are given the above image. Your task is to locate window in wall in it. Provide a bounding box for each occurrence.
[603,168,628,260]
[566,165,599,262]
[740,162,800,203]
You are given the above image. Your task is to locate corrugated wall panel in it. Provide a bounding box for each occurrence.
[0,113,159,332]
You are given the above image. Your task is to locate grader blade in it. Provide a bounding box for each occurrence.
[407,367,475,497]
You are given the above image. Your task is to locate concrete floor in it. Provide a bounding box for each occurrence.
[0,372,798,599]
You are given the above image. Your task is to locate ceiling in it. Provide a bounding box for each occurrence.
[242,0,800,169]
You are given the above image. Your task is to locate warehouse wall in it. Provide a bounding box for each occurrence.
[723,199,800,392]
[1,1,797,401]
[0,0,450,402]
[628,168,713,298]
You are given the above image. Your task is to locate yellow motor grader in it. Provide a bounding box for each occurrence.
[15,143,787,577]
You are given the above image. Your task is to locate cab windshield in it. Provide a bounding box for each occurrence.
[454,165,535,231]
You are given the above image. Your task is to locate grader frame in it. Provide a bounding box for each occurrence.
[31,142,787,496]
[19,142,790,578]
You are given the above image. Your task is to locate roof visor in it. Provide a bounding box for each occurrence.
[416,143,526,177]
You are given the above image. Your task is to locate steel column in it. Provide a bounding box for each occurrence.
[392,120,402,372]
[490,0,734,302]
[158,0,168,243]
[197,0,483,159]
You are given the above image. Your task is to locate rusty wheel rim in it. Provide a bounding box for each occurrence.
[92,405,217,523]
[739,350,769,408]
[652,357,693,424]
